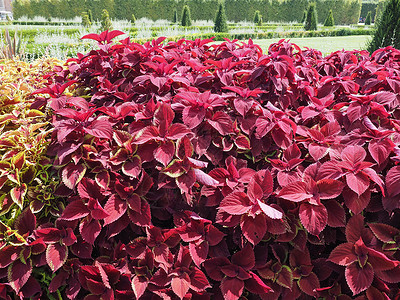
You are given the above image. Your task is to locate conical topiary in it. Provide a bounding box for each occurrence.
[173,9,178,23]
[304,2,318,31]
[82,13,91,28]
[132,13,136,25]
[301,10,307,23]
[101,9,113,31]
[253,10,261,24]
[181,5,192,27]
[258,16,263,26]
[368,0,400,53]
[214,2,228,32]
[87,9,93,23]
[324,9,334,26]
[365,11,372,25]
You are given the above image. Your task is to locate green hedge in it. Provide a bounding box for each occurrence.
[13,0,362,25]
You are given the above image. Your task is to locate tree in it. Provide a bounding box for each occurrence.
[132,13,136,25]
[324,9,334,26]
[253,10,261,24]
[258,16,263,26]
[304,2,318,31]
[365,10,372,25]
[101,9,113,31]
[87,9,93,23]
[173,9,178,23]
[368,0,400,53]
[214,2,228,32]
[181,5,192,27]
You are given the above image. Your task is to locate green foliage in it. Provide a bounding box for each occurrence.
[304,2,318,31]
[181,5,192,27]
[173,9,178,23]
[82,14,91,28]
[258,16,263,26]
[253,10,261,24]
[101,9,113,31]
[214,3,228,33]
[301,10,307,23]
[87,9,93,23]
[132,13,136,24]
[368,0,400,53]
[365,10,372,25]
[0,28,25,60]
[324,9,334,26]
[11,0,362,25]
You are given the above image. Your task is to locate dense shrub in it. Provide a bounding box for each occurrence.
[368,0,400,53]
[253,10,261,24]
[173,9,178,23]
[214,3,228,33]
[323,9,334,26]
[101,9,113,31]
[181,5,192,27]
[2,30,400,299]
[81,13,91,28]
[13,0,361,25]
[304,2,318,30]
[365,10,372,25]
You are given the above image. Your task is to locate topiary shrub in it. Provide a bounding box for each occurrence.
[324,9,334,26]
[82,13,91,28]
[365,10,372,25]
[173,9,178,23]
[301,9,307,23]
[253,10,261,24]
[214,2,228,33]
[101,9,113,31]
[87,9,93,23]
[368,0,400,53]
[131,12,136,25]
[304,2,318,31]
[181,5,192,27]
[258,16,263,26]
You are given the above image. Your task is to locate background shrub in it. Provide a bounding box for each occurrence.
[181,4,192,27]
[214,2,228,33]
[253,10,261,24]
[365,10,372,25]
[304,2,318,30]
[101,8,112,31]
[324,9,334,26]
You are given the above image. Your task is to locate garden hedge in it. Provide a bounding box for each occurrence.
[1,30,400,299]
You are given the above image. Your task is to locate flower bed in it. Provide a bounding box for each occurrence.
[1,31,400,299]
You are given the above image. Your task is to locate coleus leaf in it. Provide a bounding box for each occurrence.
[62,163,86,190]
[8,259,32,293]
[219,191,252,215]
[299,203,328,236]
[278,181,312,202]
[79,217,102,245]
[298,272,320,296]
[386,166,400,197]
[46,243,68,272]
[132,275,148,299]
[368,222,400,243]
[345,262,374,295]
[84,119,113,139]
[171,272,191,300]
[10,184,27,209]
[154,141,175,166]
[240,214,267,245]
[220,277,244,300]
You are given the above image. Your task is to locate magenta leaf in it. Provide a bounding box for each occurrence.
[221,277,244,300]
[171,273,191,300]
[278,181,312,202]
[46,243,68,272]
[386,166,400,197]
[84,119,113,139]
[328,242,357,266]
[79,218,102,245]
[62,163,86,190]
[10,183,27,209]
[299,203,328,235]
[345,262,373,295]
[219,191,252,215]
[8,260,32,293]
[240,214,267,245]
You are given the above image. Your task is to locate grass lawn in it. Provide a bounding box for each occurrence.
[252,35,371,55]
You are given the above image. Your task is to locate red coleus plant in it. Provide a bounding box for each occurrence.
[4,31,400,299]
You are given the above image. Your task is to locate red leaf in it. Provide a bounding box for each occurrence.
[208,111,233,135]
[132,275,148,299]
[189,240,209,267]
[62,163,86,190]
[328,242,357,266]
[61,200,89,220]
[171,273,191,300]
[367,247,400,271]
[343,188,371,215]
[246,271,273,294]
[345,262,374,295]
[134,126,160,144]
[309,143,329,161]
[189,267,211,291]
[298,272,320,296]
[8,259,32,293]
[84,119,113,139]
[326,200,346,227]
[79,218,102,244]
[386,166,400,197]
[15,208,36,236]
[0,245,19,268]
[176,169,196,194]
[369,139,393,166]
[95,171,110,190]
[10,184,27,209]
[183,106,205,129]
[299,203,328,236]
[257,200,283,219]
[193,168,219,186]
[103,195,127,225]
[240,214,267,245]
[122,156,142,178]
[166,123,192,140]
[221,277,244,300]
[368,223,400,243]
[154,141,175,166]
[375,265,400,283]
[278,181,312,202]
[276,265,293,290]
[219,191,252,215]
[345,214,365,243]
[346,172,370,196]
[128,198,151,226]
[46,243,68,272]
[341,145,366,166]
[317,179,344,199]
[231,243,255,270]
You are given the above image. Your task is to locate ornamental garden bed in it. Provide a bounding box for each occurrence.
[1,30,400,299]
